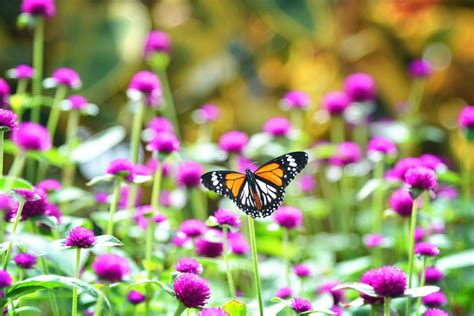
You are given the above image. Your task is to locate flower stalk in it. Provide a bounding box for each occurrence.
[405,195,420,315]
[31,16,44,123]
[71,248,81,316]
[247,215,264,316]
[330,116,344,144]
[62,109,80,187]
[463,142,473,203]
[2,200,25,270]
[153,68,180,137]
[107,179,122,239]
[283,229,290,286]
[415,257,427,316]
[384,297,391,316]
[222,225,236,299]
[46,84,68,140]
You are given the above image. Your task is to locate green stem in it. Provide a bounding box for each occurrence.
[0,131,4,176]
[5,152,27,190]
[340,173,351,234]
[405,195,419,316]
[190,188,206,220]
[31,17,44,123]
[2,200,25,270]
[130,100,144,164]
[46,84,68,141]
[372,161,385,233]
[384,297,391,316]
[154,68,180,138]
[71,248,81,316]
[173,303,186,316]
[247,216,264,316]
[330,116,344,144]
[415,257,427,316]
[107,179,122,238]
[463,143,473,203]
[283,229,290,286]
[62,109,80,187]
[94,283,109,316]
[223,225,236,299]
[354,121,368,151]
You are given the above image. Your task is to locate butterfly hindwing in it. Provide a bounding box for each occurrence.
[254,151,308,188]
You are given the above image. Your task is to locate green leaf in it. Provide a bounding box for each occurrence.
[332,282,378,297]
[32,215,58,229]
[0,176,34,191]
[48,187,90,204]
[437,249,474,271]
[94,235,123,247]
[437,170,461,185]
[403,286,440,298]
[0,241,26,253]
[3,141,68,167]
[302,309,336,315]
[357,179,383,201]
[86,174,114,186]
[11,306,43,314]
[222,299,247,316]
[128,279,174,297]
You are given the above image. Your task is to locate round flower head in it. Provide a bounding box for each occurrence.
[92,254,130,283]
[368,136,397,157]
[144,30,171,57]
[21,0,56,17]
[331,306,343,316]
[414,242,440,257]
[425,266,444,284]
[146,132,180,154]
[7,188,48,221]
[12,122,51,151]
[12,64,34,80]
[95,192,108,204]
[293,264,311,278]
[409,59,432,78]
[359,269,386,305]
[173,273,211,308]
[263,117,291,137]
[228,232,249,255]
[177,161,204,188]
[370,266,407,298]
[175,258,203,275]
[393,157,422,180]
[0,109,18,131]
[276,287,293,299]
[273,206,303,230]
[318,280,345,305]
[404,166,438,192]
[425,308,449,316]
[128,71,162,107]
[218,131,248,154]
[172,233,192,248]
[281,91,311,110]
[51,67,81,89]
[290,297,312,314]
[65,226,95,248]
[14,253,37,269]
[322,91,350,116]
[420,154,443,171]
[179,219,207,238]
[415,227,425,243]
[0,79,10,108]
[298,175,316,193]
[67,95,88,110]
[389,189,414,217]
[344,73,376,103]
[195,230,223,258]
[422,292,447,308]
[147,116,174,135]
[214,208,241,228]
[458,106,474,130]
[198,307,228,316]
[106,158,134,182]
[36,178,61,192]
[0,270,12,288]
[329,142,362,166]
[195,104,220,123]
[128,290,145,305]
[363,233,385,248]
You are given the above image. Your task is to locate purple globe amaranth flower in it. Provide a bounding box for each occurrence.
[420,154,443,171]
[344,73,376,103]
[263,117,291,137]
[7,188,49,221]
[146,132,180,154]
[425,308,449,316]
[118,185,142,209]
[458,105,474,131]
[370,266,407,298]
[177,161,204,188]
[198,307,228,316]
[179,219,207,238]
[128,71,162,107]
[21,0,56,17]
[146,159,171,177]
[0,79,10,108]
[12,122,51,151]
[404,166,438,192]
[318,280,345,305]
[393,157,422,180]
[147,116,174,134]
[359,269,388,305]
[322,91,350,116]
[128,290,145,305]
[290,297,312,314]
[0,109,18,131]
[363,233,385,248]
[329,142,362,166]
[273,206,303,230]
[45,202,61,223]
[415,227,425,243]
[92,254,130,283]
[414,242,440,257]
[106,158,134,182]
[368,136,397,157]
[14,253,37,269]
[293,264,311,278]
[389,189,414,218]
[13,65,34,80]
[0,270,12,288]
[228,232,249,255]
[173,273,211,308]
[195,230,223,258]
[65,226,96,248]
[298,175,316,193]
[276,287,293,299]
[175,258,203,275]
[214,208,241,228]
[196,104,220,123]
[423,292,447,308]
[172,233,192,248]
[144,31,171,57]
[425,266,444,284]
[67,95,88,110]
[95,192,108,204]
[219,131,248,154]
[36,178,61,192]
[409,59,433,78]
[281,91,311,110]
[331,306,344,316]
[51,67,81,89]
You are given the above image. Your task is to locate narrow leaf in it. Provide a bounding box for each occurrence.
[0,176,34,191]
[332,283,378,297]
[94,235,123,247]
[403,286,440,298]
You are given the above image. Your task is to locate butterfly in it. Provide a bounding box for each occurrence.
[201,151,308,218]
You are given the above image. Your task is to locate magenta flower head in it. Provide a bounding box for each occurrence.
[195,230,223,258]
[393,157,422,180]
[66,95,88,110]
[344,73,376,103]
[263,117,291,137]
[128,71,162,107]
[21,0,56,17]
[147,116,174,135]
[146,132,180,154]
[425,267,444,284]
[281,91,311,110]
[276,287,293,299]
[422,292,447,308]
[92,254,130,283]
[36,178,61,192]
[419,154,443,171]
[322,91,350,116]
[173,273,211,308]
[359,269,388,305]
[214,208,241,229]
[458,106,474,138]
[0,270,12,288]
[318,280,345,305]
[389,189,414,217]
[128,290,145,305]
[179,219,207,238]
[219,131,248,154]
[177,161,204,188]
[425,308,448,316]
[172,233,192,248]
[175,257,203,275]
[371,266,407,298]
[404,166,437,196]
[12,122,51,151]
[198,307,228,316]
[106,158,134,182]
[299,175,316,193]
[414,242,440,257]
[293,264,311,278]
[65,226,96,248]
[409,59,432,78]
[0,79,10,108]
[7,188,48,221]
[363,233,385,248]
[415,227,425,243]
[290,297,312,314]
[144,30,171,57]
[273,206,303,230]
[368,136,397,158]
[329,142,362,166]
[14,253,37,269]
[195,104,220,123]
[50,67,81,89]
[9,65,34,80]
[0,109,18,131]
[228,232,249,255]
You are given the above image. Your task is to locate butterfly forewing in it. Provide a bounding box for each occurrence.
[254,151,308,188]
[200,171,246,200]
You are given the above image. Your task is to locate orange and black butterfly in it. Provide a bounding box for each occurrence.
[201,152,308,218]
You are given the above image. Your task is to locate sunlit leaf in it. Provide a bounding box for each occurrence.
[332,283,378,297]
[71,126,126,163]
[0,176,34,191]
[94,235,123,247]
[403,286,440,298]
[222,299,247,316]
[86,174,114,186]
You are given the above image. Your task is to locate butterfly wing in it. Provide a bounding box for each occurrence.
[254,151,309,188]
[200,170,246,200]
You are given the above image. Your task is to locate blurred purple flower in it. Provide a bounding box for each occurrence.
[172,232,192,248]
[196,104,220,123]
[51,67,81,89]
[14,253,37,269]
[414,242,440,257]
[214,208,241,229]
[6,188,49,221]
[425,266,444,284]
[177,161,204,188]
[408,59,432,78]
[318,280,345,305]
[344,73,376,103]
[144,30,171,57]
[198,307,228,316]
[293,264,311,278]
[458,106,474,130]
[392,157,422,180]
[389,189,414,218]
[419,154,443,171]
[0,270,12,288]
[404,166,437,191]
[146,159,171,177]
[65,226,95,248]
[12,65,34,80]
[228,231,249,255]
[118,185,142,209]
[322,91,350,116]
[0,109,18,131]
[21,0,56,17]
[195,230,223,258]
[435,186,458,201]
[422,292,447,308]
[298,175,316,193]
[128,290,145,305]
[236,155,257,173]
[273,206,303,230]
[275,287,293,299]
[95,192,108,204]
[146,132,180,154]
[92,254,130,283]
[415,227,425,243]
[128,71,162,107]
[425,308,448,316]
[147,116,174,135]
[219,131,248,154]
[263,117,291,137]
[290,297,312,314]
[106,158,134,182]
[363,233,385,248]
[173,273,211,308]
[281,91,311,110]
[329,142,362,166]
[175,257,203,275]
[12,122,51,151]
[367,136,397,156]
[67,95,88,110]
[36,178,61,192]
[0,79,10,108]
[179,219,207,238]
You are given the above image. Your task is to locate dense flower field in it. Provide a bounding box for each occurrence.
[0,1,472,316]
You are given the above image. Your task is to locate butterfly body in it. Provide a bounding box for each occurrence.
[201,152,308,218]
